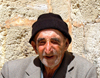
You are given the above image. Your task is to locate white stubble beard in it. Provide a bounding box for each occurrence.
[39,49,62,69]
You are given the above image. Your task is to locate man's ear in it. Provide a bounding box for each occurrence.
[31,41,38,54]
[65,39,69,50]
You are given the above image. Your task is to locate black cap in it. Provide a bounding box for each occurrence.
[29,13,72,44]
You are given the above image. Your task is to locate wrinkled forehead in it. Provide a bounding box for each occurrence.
[34,29,65,41]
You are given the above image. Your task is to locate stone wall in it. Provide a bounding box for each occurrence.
[0,0,100,77]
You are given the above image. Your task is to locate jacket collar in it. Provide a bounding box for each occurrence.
[25,52,76,78]
[66,52,76,78]
[53,52,75,78]
[25,56,41,78]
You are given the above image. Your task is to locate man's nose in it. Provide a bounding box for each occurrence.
[45,42,52,54]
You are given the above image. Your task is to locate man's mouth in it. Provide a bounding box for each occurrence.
[44,55,54,59]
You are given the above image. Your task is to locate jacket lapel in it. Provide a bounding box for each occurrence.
[54,52,75,78]
[66,53,76,78]
[24,56,41,78]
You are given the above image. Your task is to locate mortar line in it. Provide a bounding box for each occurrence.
[46,0,52,12]
[66,0,72,52]
[1,27,7,69]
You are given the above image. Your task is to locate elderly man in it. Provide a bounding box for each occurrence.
[0,13,97,78]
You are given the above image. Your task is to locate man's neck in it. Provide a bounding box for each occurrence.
[43,64,59,78]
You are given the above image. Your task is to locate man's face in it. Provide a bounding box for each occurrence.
[32,29,69,69]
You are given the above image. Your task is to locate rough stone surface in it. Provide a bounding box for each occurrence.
[0,26,7,69]
[5,26,36,62]
[0,0,48,24]
[72,25,84,55]
[51,0,70,20]
[71,0,100,23]
[84,23,100,77]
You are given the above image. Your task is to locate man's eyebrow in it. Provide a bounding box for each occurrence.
[51,38,61,43]
[37,38,45,42]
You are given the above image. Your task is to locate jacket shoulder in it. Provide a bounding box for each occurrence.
[1,56,39,78]
[2,56,38,73]
[71,53,97,78]
[73,53,93,67]
[7,56,37,68]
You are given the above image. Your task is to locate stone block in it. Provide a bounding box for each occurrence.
[5,26,36,62]
[0,0,48,24]
[71,0,99,22]
[51,0,70,20]
[72,25,84,55]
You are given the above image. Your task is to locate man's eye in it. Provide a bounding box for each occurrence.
[51,40,59,45]
[38,41,45,45]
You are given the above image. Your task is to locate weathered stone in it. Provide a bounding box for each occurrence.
[73,21,84,27]
[0,26,7,70]
[72,25,84,55]
[96,18,100,23]
[71,0,99,22]
[84,23,100,77]
[5,26,36,62]
[51,0,70,20]
[0,0,48,24]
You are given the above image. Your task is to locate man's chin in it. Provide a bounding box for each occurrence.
[44,64,56,69]
[41,58,61,69]
[42,61,59,69]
